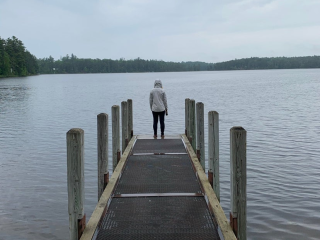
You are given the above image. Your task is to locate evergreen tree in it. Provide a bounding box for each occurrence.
[0,37,5,75]
[0,36,38,77]
[5,36,27,76]
[25,50,38,74]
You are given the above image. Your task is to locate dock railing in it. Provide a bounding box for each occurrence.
[67,98,246,240]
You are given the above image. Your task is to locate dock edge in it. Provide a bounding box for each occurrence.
[80,135,137,240]
[181,134,237,240]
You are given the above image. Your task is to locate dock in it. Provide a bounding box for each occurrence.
[67,99,247,240]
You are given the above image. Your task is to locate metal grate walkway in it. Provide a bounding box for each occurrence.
[96,137,220,240]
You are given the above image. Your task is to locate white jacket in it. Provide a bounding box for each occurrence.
[149,80,168,112]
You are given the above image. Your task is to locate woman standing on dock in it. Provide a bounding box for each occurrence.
[150,79,168,138]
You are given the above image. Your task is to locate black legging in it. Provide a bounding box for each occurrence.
[152,111,165,136]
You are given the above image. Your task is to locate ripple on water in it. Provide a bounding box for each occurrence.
[0,70,320,240]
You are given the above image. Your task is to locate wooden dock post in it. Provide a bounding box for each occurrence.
[188,99,196,152]
[208,111,220,201]
[185,98,190,136]
[97,113,108,200]
[67,128,85,240]
[128,99,133,138]
[230,127,247,240]
[196,102,205,170]
[112,105,120,170]
[121,101,128,153]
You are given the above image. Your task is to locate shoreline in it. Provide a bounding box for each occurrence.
[1,67,320,79]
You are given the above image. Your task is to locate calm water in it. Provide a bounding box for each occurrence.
[0,70,319,240]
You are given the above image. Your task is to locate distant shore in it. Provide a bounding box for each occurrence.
[2,66,320,79]
[36,55,320,75]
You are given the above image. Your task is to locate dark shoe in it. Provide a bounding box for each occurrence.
[153,135,157,139]
[161,135,164,139]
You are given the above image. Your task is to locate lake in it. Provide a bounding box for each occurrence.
[0,70,319,240]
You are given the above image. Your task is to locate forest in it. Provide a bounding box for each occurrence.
[0,36,38,77]
[1,36,320,77]
[37,55,320,74]
[37,55,214,74]
[213,56,320,70]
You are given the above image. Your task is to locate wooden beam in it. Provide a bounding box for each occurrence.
[230,127,247,240]
[112,105,120,170]
[97,113,108,201]
[188,99,196,151]
[67,128,85,240]
[80,136,137,240]
[127,99,133,138]
[208,111,220,201]
[185,98,190,136]
[181,134,237,240]
[196,102,205,170]
[121,101,128,153]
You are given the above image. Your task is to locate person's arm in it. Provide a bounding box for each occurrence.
[149,91,153,111]
[163,91,168,114]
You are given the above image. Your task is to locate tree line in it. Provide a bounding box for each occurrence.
[38,55,320,74]
[0,36,38,77]
[37,55,214,74]
[214,56,320,70]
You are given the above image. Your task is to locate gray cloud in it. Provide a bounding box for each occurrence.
[1,0,319,62]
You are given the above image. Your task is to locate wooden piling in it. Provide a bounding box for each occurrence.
[208,111,220,201]
[230,126,247,240]
[97,113,108,200]
[188,99,196,152]
[112,105,120,170]
[117,150,121,164]
[196,102,205,170]
[67,128,85,240]
[127,99,133,138]
[121,101,128,153]
[185,98,190,136]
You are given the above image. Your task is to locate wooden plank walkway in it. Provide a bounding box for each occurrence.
[79,135,237,240]
[96,135,220,239]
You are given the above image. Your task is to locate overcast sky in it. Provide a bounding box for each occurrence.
[1,0,320,63]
